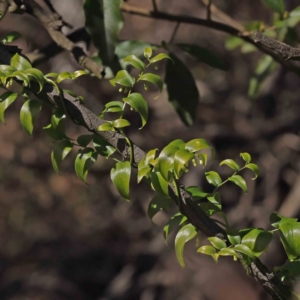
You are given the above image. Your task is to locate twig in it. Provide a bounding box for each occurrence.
[206,0,212,20]
[169,22,180,44]
[151,0,158,12]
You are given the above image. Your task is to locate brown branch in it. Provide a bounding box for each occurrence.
[22,0,104,79]
[121,3,300,77]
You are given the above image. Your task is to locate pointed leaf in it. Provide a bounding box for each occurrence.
[150,171,169,196]
[77,134,93,147]
[51,140,73,174]
[123,93,148,128]
[149,53,173,64]
[227,228,241,246]
[112,118,131,128]
[173,149,194,178]
[219,248,238,257]
[10,53,32,71]
[279,221,300,260]
[165,53,199,126]
[208,237,227,250]
[148,194,172,220]
[177,44,228,71]
[234,244,255,258]
[163,213,187,244]
[93,135,116,157]
[111,161,131,201]
[122,55,145,70]
[20,99,42,136]
[138,73,163,97]
[270,212,298,229]
[262,0,285,14]
[205,171,222,187]
[0,91,17,123]
[186,186,209,200]
[98,122,113,131]
[229,175,247,193]
[197,245,217,256]
[75,148,98,183]
[144,47,152,59]
[175,224,197,267]
[244,163,259,179]
[110,70,135,87]
[220,159,240,171]
[24,68,45,92]
[240,152,251,163]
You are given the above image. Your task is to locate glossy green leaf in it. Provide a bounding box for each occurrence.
[175,224,197,267]
[110,70,135,87]
[98,122,113,131]
[197,245,217,255]
[10,53,32,71]
[44,110,68,140]
[158,139,185,181]
[111,161,131,201]
[20,99,42,136]
[100,101,123,117]
[220,159,240,171]
[241,229,273,256]
[276,261,300,281]
[244,163,259,179]
[149,53,173,64]
[77,134,93,147]
[144,47,153,59]
[148,194,172,220]
[138,73,163,97]
[24,68,45,92]
[2,31,22,44]
[234,244,255,258]
[84,0,124,69]
[93,135,116,157]
[165,53,199,126]
[163,213,187,244]
[177,43,228,71]
[45,72,59,79]
[229,175,247,193]
[122,55,145,70]
[198,153,208,167]
[115,40,155,59]
[73,70,86,78]
[269,212,298,229]
[218,248,238,257]
[205,171,222,187]
[56,72,72,83]
[112,118,131,128]
[262,0,285,14]
[137,164,151,183]
[240,152,251,163]
[75,148,98,183]
[227,228,241,246]
[185,138,212,153]
[279,221,300,260]
[186,186,209,200]
[173,149,194,178]
[145,149,158,165]
[12,71,30,86]
[0,91,17,123]
[208,237,227,250]
[0,65,16,76]
[150,171,169,196]
[51,140,73,174]
[123,93,148,129]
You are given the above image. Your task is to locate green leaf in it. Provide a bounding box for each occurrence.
[0,91,17,123]
[158,139,185,181]
[234,244,255,259]
[43,110,68,140]
[150,171,169,196]
[241,229,273,256]
[220,159,240,171]
[101,101,123,117]
[75,148,98,183]
[12,71,30,86]
[137,164,151,183]
[229,175,247,193]
[111,161,131,201]
[93,135,116,157]
[112,118,131,128]
[173,149,194,178]
[225,36,244,50]
[177,44,228,71]
[206,192,221,209]
[197,245,217,255]
[51,140,73,174]
[24,68,45,92]
[208,237,227,250]
[148,194,172,220]
[123,93,148,129]
[20,99,42,136]
[269,212,298,229]
[84,0,124,68]
[2,31,22,44]
[205,171,222,187]
[163,213,187,244]
[138,73,163,97]
[185,138,212,153]
[175,224,197,267]
[149,53,173,64]
[77,134,93,147]
[262,0,285,14]
[115,40,155,59]
[218,248,238,257]
[10,53,32,71]
[290,6,300,17]
[279,221,300,260]
[98,122,113,131]
[122,55,145,70]
[165,53,199,126]
[240,152,251,163]
[144,47,153,59]
[244,163,259,179]
[145,149,158,165]
[227,229,242,246]
[56,72,72,83]
[110,70,135,87]
[186,186,209,200]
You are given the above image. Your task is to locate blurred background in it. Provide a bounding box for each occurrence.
[0,0,300,299]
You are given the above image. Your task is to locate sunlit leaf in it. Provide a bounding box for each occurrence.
[144,47,153,59]
[208,237,227,250]
[175,223,197,267]
[218,248,238,257]
[51,140,73,174]
[229,175,247,193]
[149,53,173,64]
[186,186,209,200]
[75,148,98,183]
[111,161,131,201]
[93,135,116,157]
[10,53,32,71]
[122,55,145,70]
[244,163,259,179]
[150,171,169,196]
[138,73,163,97]
[173,149,194,178]
[20,99,42,136]
[279,221,300,260]
[197,245,217,255]
[269,212,298,229]
[220,159,240,171]
[98,122,113,131]
[110,70,135,87]
[205,171,222,187]
[0,91,17,123]
[147,194,172,220]
[112,118,131,128]
[24,68,45,92]
[2,31,22,44]
[227,228,241,246]
[234,244,255,259]
[240,152,251,163]
[163,213,187,244]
